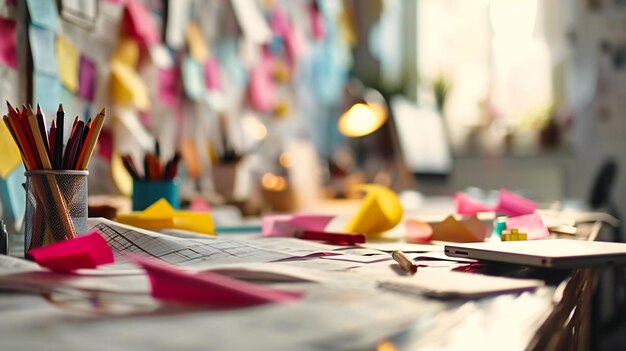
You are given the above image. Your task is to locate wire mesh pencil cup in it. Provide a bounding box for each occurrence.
[24,170,88,254]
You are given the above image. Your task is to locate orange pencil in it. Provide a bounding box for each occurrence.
[76,108,105,170]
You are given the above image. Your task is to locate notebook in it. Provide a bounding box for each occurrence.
[444,239,626,269]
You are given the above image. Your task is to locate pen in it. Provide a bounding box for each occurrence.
[392,250,418,275]
[0,220,8,255]
[295,230,366,245]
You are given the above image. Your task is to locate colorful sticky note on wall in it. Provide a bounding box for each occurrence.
[182,56,204,101]
[0,164,26,231]
[0,121,22,178]
[158,66,179,107]
[110,61,150,110]
[123,0,160,45]
[34,71,61,112]
[344,184,403,236]
[186,22,209,62]
[204,57,222,91]
[26,0,59,31]
[248,58,275,112]
[0,18,18,69]
[78,56,97,101]
[112,38,140,67]
[56,35,79,92]
[29,25,58,75]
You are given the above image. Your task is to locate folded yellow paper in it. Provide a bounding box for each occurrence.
[116,199,215,235]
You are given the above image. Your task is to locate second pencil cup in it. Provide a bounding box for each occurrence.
[24,170,88,254]
[132,179,180,211]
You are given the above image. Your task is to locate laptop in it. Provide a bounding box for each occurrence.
[444,239,626,269]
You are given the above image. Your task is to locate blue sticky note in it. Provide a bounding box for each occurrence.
[182,56,204,101]
[0,164,26,232]
[34,72,61,112]
[29,25,58,75]
[215,39,248,88]
[27,0,59,31]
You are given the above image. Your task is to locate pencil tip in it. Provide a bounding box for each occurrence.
[36,104,42,115]
[58,104,64,112]
[100,107,106,116]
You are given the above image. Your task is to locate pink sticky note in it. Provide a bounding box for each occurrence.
[506,213,549,240]
[204,57,222,91]
[123,0,160,45]
[496,189,537,217]
[248,57,275,112]
[158,66,179,107]
[27,232,115,272]
[190,197,212,212]
[262,214,334,237]
[78,56,97,101]
[97,129,113,161]
[0,18,18,69]
[271,8,299,64]
[455,193,493,216]
[130,255,303,306]
[309,3,325,40]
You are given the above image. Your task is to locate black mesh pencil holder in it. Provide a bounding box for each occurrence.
[24,170,88,254]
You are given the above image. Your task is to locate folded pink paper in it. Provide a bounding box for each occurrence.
[496,189,537,217]
[506,213,550,240]
[129,255,303,307]
[455,193,493,216]
[27,232,114,272]
[262,214,335,237]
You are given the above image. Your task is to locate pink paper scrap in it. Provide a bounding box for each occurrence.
[455,192,493,216]
[506,213,549,240]
[190,197,212,212]
[129,255,303,307]
[204,57,222,91]
[158,66,179,107]
[123,0,160,45]
[27,232,115,272]
[496,189,537,217]
[262,214,334,237]
[0,18,18,69]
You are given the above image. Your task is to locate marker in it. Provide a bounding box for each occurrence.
[295,230,366,246]
[392,250,417,275]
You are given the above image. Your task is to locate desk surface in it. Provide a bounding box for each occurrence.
[0,221,603,351]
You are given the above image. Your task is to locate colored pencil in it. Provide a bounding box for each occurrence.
[54,104,64,169]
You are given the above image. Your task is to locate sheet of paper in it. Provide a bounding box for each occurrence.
[379,270,544,299]
[359,242,443,252]
[165,0,190,49]
[87,218,294,269]
[344,184,403,235]
[27,232,115,272]
[130,255,302,306]
[0,18,17,69]
[124,0,160,45]
[0,121,21,178]
[230,0,272,44]
[157,66,179,106]
[496,189,537,217]
[56,35,79,92]
[505,213,550,240]
[77,55,96,101]
[33,71,61,112]
[322,254,390,264]
[182,56,204,101]
[455,192,492,215]
[29,25,57,75]
[26,0,59,30]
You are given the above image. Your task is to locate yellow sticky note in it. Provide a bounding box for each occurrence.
[111,153,133,196]
[110,61,150,110]
[344,184,403,236]
[112,38,140,67]
[56,35,79,92]
[186,23,209,62]
[116,198,215,235]
[0,122,21,178]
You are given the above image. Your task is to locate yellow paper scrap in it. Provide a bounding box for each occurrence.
[56,35,79,92]
[344,184,403,236]
[0,122,21,179]
[110,61,150,110]
[111,153,132,196]
[112,38,140,67]
[186,23,209,62]
[116,199,215,235]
